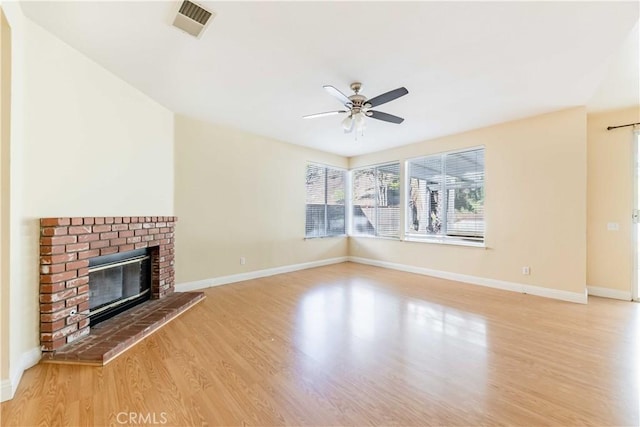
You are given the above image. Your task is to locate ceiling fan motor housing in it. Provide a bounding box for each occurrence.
[349,95,368,115]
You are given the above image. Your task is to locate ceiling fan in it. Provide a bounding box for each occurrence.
[303,82,409,134]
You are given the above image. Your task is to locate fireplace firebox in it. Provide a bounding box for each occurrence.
[88,248,152,325]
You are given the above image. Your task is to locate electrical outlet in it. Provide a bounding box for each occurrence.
[522,266,530,275]
[607,222,620,231]
[240,257,246,265]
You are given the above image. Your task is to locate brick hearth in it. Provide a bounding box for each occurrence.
[43,291,205,365]
[39,216,176,352]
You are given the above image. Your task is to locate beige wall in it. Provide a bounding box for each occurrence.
[2,10,174,399]
[1,6,11,383]
[22,26,174,216]
[587,106,640,295]
[174,115,348,284]
[349,108,588,296]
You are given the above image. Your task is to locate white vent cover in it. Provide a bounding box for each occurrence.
[172,0,214,38]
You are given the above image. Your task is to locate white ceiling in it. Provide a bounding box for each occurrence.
[20,1,640,157]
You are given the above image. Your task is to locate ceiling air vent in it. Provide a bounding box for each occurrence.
[172,0,214,38]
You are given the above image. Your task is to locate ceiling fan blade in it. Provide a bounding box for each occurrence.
[365,87,408,108]
[323,85,353,107]
[368,110,405,124]
[303,110,348,119]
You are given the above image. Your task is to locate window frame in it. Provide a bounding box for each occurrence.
[304,162,347,239]
[404,146,486,247]
[349,161,402,239]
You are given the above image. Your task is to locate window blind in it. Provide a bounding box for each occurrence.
[407,148,484,242]
[352,163,401,238]
[305,164,346,237]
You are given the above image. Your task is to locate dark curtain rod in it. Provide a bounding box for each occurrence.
[607,122,640,130]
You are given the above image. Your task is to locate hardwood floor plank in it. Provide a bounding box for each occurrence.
[2,262,639,426]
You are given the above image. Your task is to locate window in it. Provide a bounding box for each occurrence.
[351,163,401,238]
[305,164,346,237]
[406,147,484,243]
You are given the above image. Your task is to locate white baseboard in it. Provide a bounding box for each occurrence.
[176,255,588,304]
[587,286,632,301]
[0,379,12,402]
[175,256,349,292]
[1,347,41,402]
[349,256,588,304]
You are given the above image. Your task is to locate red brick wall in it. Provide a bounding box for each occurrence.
[39,216,176,351]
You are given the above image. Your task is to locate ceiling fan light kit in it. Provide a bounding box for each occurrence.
[304,82,408,137]
[341,115,354,132]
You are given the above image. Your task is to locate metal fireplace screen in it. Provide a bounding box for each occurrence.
[88,248,151,325]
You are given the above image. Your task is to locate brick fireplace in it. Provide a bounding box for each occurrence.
[39,216,176,352]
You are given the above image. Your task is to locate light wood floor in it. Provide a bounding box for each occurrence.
[2,262,639,426]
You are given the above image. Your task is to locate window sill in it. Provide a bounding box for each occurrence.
[304,234,347,240]
[349,234,401,241]
[403,236,486,248]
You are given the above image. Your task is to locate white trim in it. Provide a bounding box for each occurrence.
[349,234,400,241]
[405,144,486,162]
[349,256,588,304]
[403,236,486,248]
[346,167,353,235]
[351,159,401,172]
[1,347,41,402]
[303,235,347,240]
[587,286,633,301]
[175,257,349,292]
[0,380,12,402]
[306,161,347,172]
[634,132,639,301]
